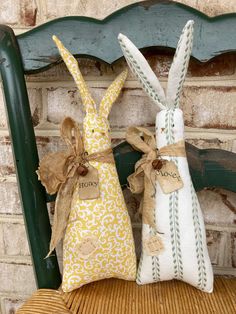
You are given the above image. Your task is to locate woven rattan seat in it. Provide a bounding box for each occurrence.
[17,277,236,313]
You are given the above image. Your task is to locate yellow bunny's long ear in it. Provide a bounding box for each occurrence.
[99,69,128,119]
[52,35,96,114]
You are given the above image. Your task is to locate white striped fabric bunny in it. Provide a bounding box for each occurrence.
[118,21,213,292]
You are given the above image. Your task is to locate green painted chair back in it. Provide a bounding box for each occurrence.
[0,0,235,289]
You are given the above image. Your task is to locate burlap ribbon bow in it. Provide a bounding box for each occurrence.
[37,117,115,257]
[126,126,186,230]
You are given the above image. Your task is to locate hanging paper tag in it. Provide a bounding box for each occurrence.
[78,165,100,200]
[77,236,99,259]
[143,234,164,256]
[155,160,183,194]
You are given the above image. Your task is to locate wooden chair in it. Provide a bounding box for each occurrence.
[0,1,235,313]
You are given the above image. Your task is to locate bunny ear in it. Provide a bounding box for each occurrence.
[118,34,166,110]
[166,20,194,109]
[52,35,96,114]
[99,69,128,119]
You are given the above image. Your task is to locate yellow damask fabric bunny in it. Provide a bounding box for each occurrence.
[53,36,136,292]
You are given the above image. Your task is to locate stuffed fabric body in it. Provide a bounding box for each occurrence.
[53,36,136,292]
[138,109,213,292]
[118,21,213,292]
[63,153,136,292]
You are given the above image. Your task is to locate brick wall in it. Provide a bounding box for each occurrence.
[0,1,236,313]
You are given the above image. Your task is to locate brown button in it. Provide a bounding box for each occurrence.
[152,159,164,170]
[77,165,89,176]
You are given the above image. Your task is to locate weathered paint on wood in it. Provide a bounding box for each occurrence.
[113,142,236,192]
[46,141,236,204]
[17,0,236,73]
[0,25,61,289]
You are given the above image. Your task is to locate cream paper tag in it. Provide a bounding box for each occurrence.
[77,236,98,259]
[143,234,164,256]
[78,165,100,200]
[155,160,183,194]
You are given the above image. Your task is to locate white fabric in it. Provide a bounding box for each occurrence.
[118,33,166,109]
[119,20,214,292]
[138,109,213,292]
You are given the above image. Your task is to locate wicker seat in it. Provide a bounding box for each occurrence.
[17,277,236,313]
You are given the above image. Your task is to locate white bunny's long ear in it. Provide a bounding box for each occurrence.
[52,36,96,114]
[118,34,166,110]
[166,20,194,109]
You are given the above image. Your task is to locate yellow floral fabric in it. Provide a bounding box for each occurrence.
[53,36,136,292]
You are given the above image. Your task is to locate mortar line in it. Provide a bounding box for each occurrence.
[17,77,236,89]
[0,256,32,264]
[0,215,25,223]
[0,127,236,141]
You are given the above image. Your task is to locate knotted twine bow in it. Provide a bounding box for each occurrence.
[126,126,186,231]
[37,117,115,257]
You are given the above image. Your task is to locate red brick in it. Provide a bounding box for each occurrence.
[198,189,236,226]
[181,86,236,129]
[0,181,22,215]
[20,0,37,26]
[1,297,26,314]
